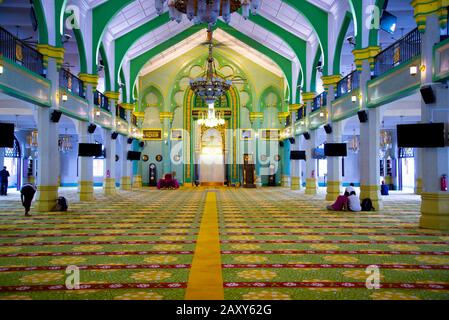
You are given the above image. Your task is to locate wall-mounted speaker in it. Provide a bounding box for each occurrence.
[288,137,296,144]
[357,110,368,123]
[420,85,436,104]
[303,132,311,140]
[279,141,284,147]
[50,110,62,123]
[324,124,333,134]
[139,141,145,148]
[127,138,133,144]
[115,155,119,162]
[111,132,118,140]
[87,123,97,134]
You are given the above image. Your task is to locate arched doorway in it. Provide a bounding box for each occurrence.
[3,136,22,190]
[199,128,225,186]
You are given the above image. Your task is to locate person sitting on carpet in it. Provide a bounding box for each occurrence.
[345,183,355,195]
[348,191,362,212]
[327,191,349,211]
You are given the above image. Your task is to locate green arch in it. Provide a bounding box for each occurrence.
[260,86,283,110]
[120,69,127,103]
[310,47,322,93]
[348,0,363,49]
[33,0,49,45]
[369,0,387,46]
[333,11,353,75]
[139,85,164,112]
[92,0,134,72]
[283,0,328,75]
[99,44,111,92]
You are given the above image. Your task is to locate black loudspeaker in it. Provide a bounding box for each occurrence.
[127,138,133,144]
[324,124,333,134]
[139,141,145,148]
[111,132,118,140]
[420,85,436,104]
[303,132,311,140]
[357,110,368,123]
[87,123,97,134]
[50,110,62,123]
[289,137,295,144]
[115,155,119,162]
[279,141,284,147]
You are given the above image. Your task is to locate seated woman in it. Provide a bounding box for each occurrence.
[348,191,362,212]
[326,191,349,211]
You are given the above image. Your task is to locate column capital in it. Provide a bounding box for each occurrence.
[321,75,342,90]
[302,92,316,103]
[133,111,145,119]
[104,91,120,101]
[278,112,290,121]
[352,46,381,71]
[160,112,173,121]
[36,44,65,66]
[250,112,264,122]
[78,73,99,87]
[121,103,135,111]
[289,104,304,112]
[411,0,448,32]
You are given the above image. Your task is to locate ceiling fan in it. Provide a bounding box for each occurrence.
[15,26,38,47]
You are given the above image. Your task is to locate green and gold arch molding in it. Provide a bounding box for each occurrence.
[352,46,381,71]
[31,0,49,45]
[36,45,65,67]
[334,11,354,75]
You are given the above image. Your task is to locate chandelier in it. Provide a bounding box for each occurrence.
[198,108,226,128]
[348,129,359,154]
[156,0,260,25]
[58,130,73,153]
[190,29,231,105]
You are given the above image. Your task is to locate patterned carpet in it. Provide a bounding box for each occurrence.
[0,187,448,300]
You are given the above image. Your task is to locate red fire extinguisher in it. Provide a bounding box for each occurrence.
[442,175,448,192]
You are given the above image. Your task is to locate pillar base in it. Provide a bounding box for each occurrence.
[255,176,262,188]
[103,178,116,195]
[120,176,132,190]
[291,177,301,190]
[35,185,58,212]
[415,178,423,195]
[305,178,317,195]
[281,175,291,188]
[360,185,383,210]
[79,181,94,201]
[326,180,341,201]
[133,175,142,189]
[420,193,449,230]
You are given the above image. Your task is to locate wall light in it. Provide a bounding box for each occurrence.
[410,65,418,76]
[351,95,357,103]
[0,64,4,75]
[95,110,101,116]
[319,111,325,117]
[62,93,68,102]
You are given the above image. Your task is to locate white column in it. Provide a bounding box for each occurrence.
[78,84,94,201]
[305,101,317,195]
[358,59,383,210]
[120,133,132,190]
[419,14,449,230]
[326,82,343,200]
[35,57,59,211]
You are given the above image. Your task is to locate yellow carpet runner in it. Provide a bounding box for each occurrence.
[185,191,224,299]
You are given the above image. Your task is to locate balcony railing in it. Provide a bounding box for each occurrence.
[373,27,422,78]
[311,91,327,112]
[0,26,45,76]
[336,70,360,98]
[94,90,110,112]
[59,68,84,98]
[117,105,127,121]
[296,106,306,121]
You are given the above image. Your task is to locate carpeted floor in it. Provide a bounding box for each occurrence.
[0,187,448,300]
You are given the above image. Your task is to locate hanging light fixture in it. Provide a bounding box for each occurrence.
[156,0,259,25]
[348,129,359,154]
[58,129,73,153]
